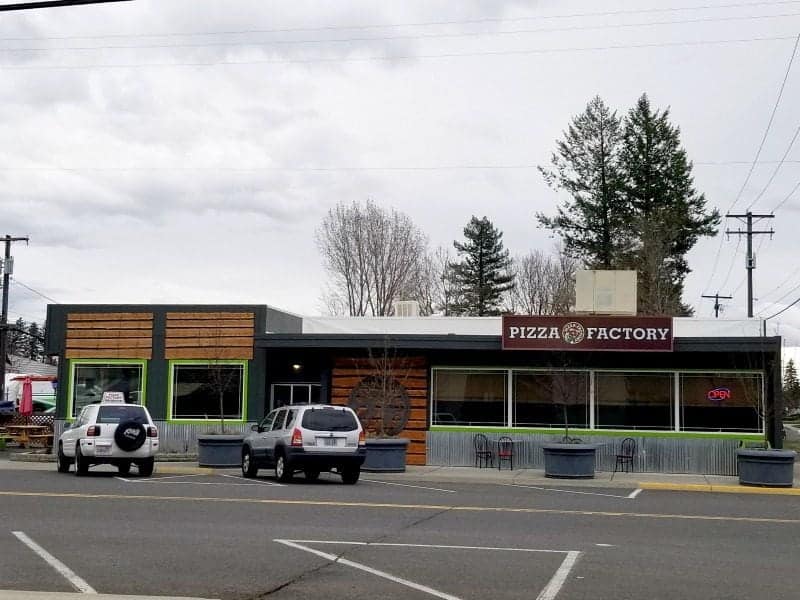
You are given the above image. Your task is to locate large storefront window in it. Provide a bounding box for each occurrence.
[513,371,589,428]
[272,383,321,408]
[432,370,507,426]
[71,362,144,418]
[171,362,246,420]
[595,372,673,430]
[680,373,762,432]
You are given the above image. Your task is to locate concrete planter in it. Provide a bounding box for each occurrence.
[736,448,796,487]
[543,443,597,479]
[363,438,409,472]
[197,434,245,468]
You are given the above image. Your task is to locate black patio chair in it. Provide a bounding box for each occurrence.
[611,437,636,480]
[497,436,514,470]
[473,433,494,468]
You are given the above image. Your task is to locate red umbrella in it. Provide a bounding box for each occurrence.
[19,377,33,417]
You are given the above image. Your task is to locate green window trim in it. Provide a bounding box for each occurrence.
[429,425,764,441]
[66,359,148,422]
[166,359,249,424]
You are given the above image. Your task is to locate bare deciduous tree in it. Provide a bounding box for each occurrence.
[316,200,429,316]
[509,246,577,315]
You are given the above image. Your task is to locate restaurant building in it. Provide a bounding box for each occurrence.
[44,302,783,476]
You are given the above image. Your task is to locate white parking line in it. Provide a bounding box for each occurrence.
[114,474,206,483]
[275,539,464,600]
[628,488,643,499]
[12,531,97,594]
[536,551,581,600]
[219,473,285,487]
[361,479,457,494]
[276,539,582,600]
[504,483,634,499]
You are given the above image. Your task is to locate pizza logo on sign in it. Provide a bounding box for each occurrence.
[561,322,585,345]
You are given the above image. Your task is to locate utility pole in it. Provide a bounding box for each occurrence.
[726,211,774,318]
[0,235,29,403]
[701,293,733,318]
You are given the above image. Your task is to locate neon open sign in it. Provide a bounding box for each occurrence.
[707,387,731,402]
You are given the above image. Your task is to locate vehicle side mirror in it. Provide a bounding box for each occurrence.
[63,423,72,430]
[251,424,260,432]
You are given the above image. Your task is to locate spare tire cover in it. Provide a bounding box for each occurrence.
[115,420,147,451]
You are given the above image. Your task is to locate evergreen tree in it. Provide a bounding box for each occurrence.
[450,216,515,316]
[7,317,26,355]
[537,96,631,269]
[784,359,800,413]
[620,94,720,315]
[25,322,43,361]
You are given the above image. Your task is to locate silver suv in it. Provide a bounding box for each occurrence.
[57,402,159,476]
[241,404,366,484]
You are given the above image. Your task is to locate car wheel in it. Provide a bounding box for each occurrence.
[304,469,320,482]
[118,461,132,475]
[114,420,147,452]
[74,443,88,476]
[275,453,293,483]
[340,466,360,485]
[242,447,258,478]
[138,458,154,477]
[57,443,70,473]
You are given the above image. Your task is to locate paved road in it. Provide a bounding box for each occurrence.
[2,468,799,599]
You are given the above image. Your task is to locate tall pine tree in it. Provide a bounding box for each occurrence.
[621,94,720,315]
[537,96,631,269]
[784,359,800,413]
[450,216,514,316]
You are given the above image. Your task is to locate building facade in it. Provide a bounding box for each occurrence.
[45,304,783,475]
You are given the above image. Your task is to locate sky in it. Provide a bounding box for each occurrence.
[1,0,800,351]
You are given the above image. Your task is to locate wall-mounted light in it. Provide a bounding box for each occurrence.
[291,363,303,373]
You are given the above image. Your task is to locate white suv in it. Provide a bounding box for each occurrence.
[241,404,366,484]
[58,402,159,476]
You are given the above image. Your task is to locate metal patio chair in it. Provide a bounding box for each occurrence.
[611,437,636,480]
[497,436,514,470]
[473,433,494,468]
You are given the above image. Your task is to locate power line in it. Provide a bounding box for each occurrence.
[0,0,131,11]
[0,34,795,70]
[716,235,743,293]
[747,121,800,211]
[4,11,800,53]
[2,0,799,42]
[763,293,800,320]
[10,278,59,304]
[772,176,800,212]
[703,33,799,295]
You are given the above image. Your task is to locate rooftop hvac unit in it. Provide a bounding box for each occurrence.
[574,270,637,315]
[393,301,420,317]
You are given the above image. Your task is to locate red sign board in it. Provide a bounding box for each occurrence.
[502,316,673,352]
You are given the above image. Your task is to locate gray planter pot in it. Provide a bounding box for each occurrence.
[363,438,410,473]
[736,448,796,487]
[197,434,245,468]
[543,443,597,479]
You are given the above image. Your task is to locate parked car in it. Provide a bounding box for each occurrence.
[241,404,366,484]
[57,402,159,476]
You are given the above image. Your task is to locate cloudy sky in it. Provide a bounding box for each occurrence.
[1,0,800,350]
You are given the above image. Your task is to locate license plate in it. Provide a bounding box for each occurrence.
[318,437,343,447]
[95,444,112,455]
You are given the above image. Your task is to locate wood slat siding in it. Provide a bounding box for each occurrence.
[66,313,153,359]
[331,356,429,465]
[165,312,255,360]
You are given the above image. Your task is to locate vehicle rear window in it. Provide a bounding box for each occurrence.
[97,405,148,424]
[301,408,357,432]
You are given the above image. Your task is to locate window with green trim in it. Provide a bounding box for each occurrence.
[432,370,507,426]
[680,373,762,432]
[71,363,144,418]
[171,363,244,420]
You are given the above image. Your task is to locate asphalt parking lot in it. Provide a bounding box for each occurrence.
[2,466,799,600]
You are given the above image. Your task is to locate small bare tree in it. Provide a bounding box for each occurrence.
[347,338,413,438]
[316,200,429,316]
[205,328,241,434]
[509,245,577,315]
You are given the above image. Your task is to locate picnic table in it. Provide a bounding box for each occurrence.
[2,424,53,449]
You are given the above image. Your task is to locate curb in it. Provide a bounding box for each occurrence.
[639,482,800,496]
[8,453,199,463]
